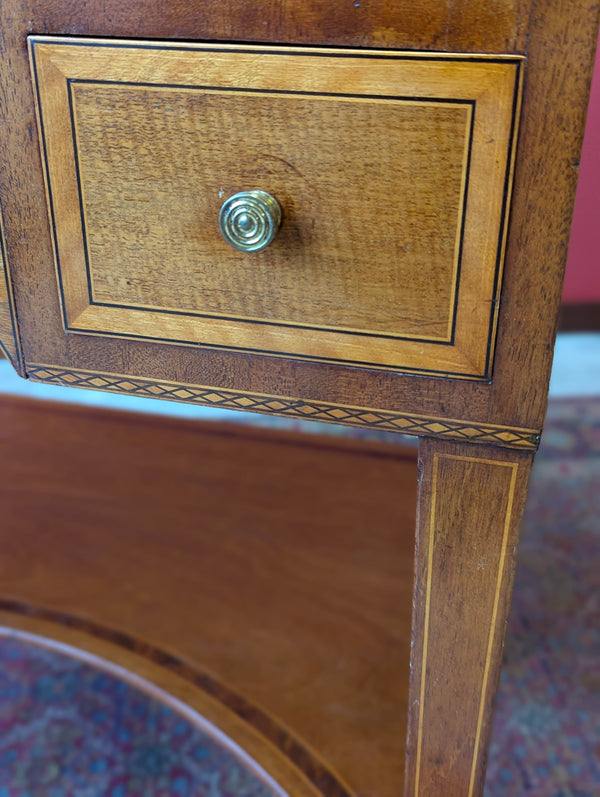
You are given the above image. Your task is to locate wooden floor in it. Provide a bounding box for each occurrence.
[0,395,418,796]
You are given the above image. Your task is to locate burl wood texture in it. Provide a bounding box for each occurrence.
[405,439,533,796]
[0,1,597,440]
[0,395,418,797]
[30,39,521,379]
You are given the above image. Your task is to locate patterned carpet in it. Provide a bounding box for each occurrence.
[0,637,276,797]
[0,397,598,796]
[485,398,600,796]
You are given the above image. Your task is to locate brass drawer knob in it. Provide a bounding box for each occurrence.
[219,190,282,252]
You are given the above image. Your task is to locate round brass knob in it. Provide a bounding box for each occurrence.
[219,190,282,252]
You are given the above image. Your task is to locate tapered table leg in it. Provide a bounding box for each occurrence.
[405,439,534,796]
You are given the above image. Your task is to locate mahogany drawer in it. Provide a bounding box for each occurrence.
[29,36,522,381]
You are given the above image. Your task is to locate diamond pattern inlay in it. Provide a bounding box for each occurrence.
[26,365,540,450]
[426,423,448,433]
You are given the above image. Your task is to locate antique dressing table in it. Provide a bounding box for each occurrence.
[0,2,597,794]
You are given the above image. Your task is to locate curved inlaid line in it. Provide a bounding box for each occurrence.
[0,624,287,797]
[0,599,353,797]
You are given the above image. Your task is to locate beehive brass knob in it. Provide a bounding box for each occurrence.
[219,190,282,252]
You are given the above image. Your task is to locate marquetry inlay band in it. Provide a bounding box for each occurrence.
[27,364,540,450]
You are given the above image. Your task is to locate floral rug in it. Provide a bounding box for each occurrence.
[0,398,598,796]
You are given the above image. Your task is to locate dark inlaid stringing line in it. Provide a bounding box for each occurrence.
[69,76,476,108]
[0,600,353,797]
[61,324,487,379]
[82,298,458,346]
[447,96,476,350]
[82,300,458,347]
[28,42,70,334]
[484,60,524,379]
[0,339,14,362]
[29,36,524,64]
[67,80,94,306]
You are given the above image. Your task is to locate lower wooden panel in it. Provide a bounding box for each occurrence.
[0,396,417,796]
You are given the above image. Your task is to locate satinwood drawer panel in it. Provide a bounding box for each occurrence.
[29,37,522,380]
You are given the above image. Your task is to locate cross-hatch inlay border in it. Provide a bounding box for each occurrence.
[27,364,540,450]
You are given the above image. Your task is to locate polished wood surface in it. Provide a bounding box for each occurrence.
[0,1,595,443]
[30,38,521,379]
[0,395,417,796]
[406,439,533,796]
[1,3,598,795]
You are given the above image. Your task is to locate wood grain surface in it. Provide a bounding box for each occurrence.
[405,439,533,796]
[0,395,417,796]
[30,38,521,379]
[0,4,598,795]
[0,1,597,440]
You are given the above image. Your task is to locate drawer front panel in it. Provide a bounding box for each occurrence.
[30,38,522,379]
[73,85,468,339]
